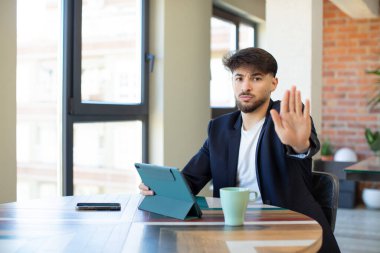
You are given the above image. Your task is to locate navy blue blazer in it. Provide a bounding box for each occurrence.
[182,100,340,253]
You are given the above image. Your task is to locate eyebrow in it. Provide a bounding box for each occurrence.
[233,72,264,77]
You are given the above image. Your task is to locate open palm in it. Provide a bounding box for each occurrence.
[270,86,311,154]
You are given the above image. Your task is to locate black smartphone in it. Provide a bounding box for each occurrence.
[76,202,121,211]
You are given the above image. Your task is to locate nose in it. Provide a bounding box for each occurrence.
[241,77,252,92]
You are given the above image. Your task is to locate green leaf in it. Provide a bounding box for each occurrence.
[321,139,333,156]
[365,128,375,144]
[366,69,380,76]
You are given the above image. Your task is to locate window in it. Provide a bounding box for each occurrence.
[63,0,149,196]
[16,0,149,200]
[81,0,142,104]
[73,121,142,195]
[210,7,257,118]
[16,0,61,200]
[210,17,236,108]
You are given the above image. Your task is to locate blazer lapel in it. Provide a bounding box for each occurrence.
[227,114,242,186]
[255,99,274,200]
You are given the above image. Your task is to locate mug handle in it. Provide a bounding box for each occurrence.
[249,191,258,201]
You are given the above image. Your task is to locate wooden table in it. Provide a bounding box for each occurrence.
[344,156,380,181]
[0,194,322,253]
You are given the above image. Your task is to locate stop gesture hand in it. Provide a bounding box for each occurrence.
[270,86,311,154]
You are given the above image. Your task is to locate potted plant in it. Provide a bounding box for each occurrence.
[321,139,334,161]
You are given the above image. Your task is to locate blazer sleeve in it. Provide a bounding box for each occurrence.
[308,116,320,158]
[181,122,213,195]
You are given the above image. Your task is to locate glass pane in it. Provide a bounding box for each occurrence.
[239,23,255,49]
[81,0,142,104]
[16,0,61,201]
[73,121,142,195]
[210,17,236,108]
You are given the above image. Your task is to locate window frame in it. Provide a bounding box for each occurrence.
[211,6,258,119]
[62,0,149,195]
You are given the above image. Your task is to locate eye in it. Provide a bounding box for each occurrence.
[252,77,262,82]
[235,77,243,82]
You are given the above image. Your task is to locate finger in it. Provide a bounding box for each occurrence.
[289,86,295,113]
[295,90,302,116]
[303,99,310,119]
[139,183,149,191]
[281,90,290,113]
[139,183,155,196]
[141,190,154,196]
[270,109,283,130]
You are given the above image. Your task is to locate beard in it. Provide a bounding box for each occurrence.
[236,93,268,113]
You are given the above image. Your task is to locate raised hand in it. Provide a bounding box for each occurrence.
[270,86,311,154]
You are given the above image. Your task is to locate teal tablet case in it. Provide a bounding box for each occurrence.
[135,163,202,220]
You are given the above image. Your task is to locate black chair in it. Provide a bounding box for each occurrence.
[313,160,357,209]
[312,171,339,232]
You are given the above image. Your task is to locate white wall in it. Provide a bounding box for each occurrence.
[0,0,17,203]
[265,0,323,134]
[149,0,212,168]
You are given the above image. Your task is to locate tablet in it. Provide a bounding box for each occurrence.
[135,163,202,220]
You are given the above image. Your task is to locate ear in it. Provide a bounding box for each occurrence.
[271,77,278,92]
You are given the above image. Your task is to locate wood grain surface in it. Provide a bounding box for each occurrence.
[0,195,322,253]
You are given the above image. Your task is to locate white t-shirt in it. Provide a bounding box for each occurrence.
[236,117,265,203]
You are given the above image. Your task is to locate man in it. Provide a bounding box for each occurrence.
[140,48,340,252]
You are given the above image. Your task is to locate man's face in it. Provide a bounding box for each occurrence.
[232,66,278,113]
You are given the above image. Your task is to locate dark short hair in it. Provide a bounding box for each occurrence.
[222,47,278,76]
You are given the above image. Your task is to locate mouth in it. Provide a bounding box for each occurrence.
[239,94,254,102]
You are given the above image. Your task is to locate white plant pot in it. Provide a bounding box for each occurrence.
[362,188,380,209]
